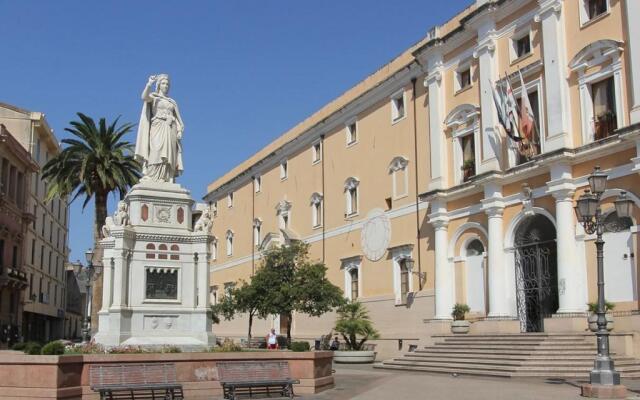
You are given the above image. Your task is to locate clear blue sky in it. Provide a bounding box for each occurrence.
[1,1,469,263]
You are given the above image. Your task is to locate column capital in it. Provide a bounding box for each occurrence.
[547,180,576,201]
[431,218,449,230]
[484,206,504,218]
[473,37,496,59]
[534,0,563,22]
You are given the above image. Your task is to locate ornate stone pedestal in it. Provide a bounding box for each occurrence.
[93,181,215,349]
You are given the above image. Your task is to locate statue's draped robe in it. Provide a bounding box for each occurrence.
[135,95,183,182]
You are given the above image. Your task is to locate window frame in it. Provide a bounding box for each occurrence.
[226,230,234,256]
[344,177,360,218]
[310,192,323,229]
[227,192,234,208]
[341,256,362,301]
[454,62,473,93]
[390,245,414,305]
[510,28,532,63]
[312,141,322,164]
[280,160,288,180]
[346,120,358,146]
[254,175,262,193]
[389,156,409,200]
[580,0,610,26]
[390,89,406,123]
[253,218,262,247]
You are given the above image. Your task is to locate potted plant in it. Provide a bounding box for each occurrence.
[451,303,471,334]
[461,159,475,181]
[333,300,380,363]
[587,301,615,332]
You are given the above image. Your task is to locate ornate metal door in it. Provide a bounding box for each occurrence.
[514,215,558,333]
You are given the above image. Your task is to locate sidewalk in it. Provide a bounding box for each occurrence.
[302,364,640,400]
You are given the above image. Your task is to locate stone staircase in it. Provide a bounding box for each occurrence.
[375,334,640,378]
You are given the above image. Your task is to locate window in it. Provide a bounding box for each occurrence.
[276,200,292,230]
[344,177,360,217]
[341,256,362,301]
[227,192,233,208]
[210,286,218,305]
[0,158,8,195]
[391,91,405,122]
[444,104,480,185]
[226,230,234,256]
[584,0,608,22]
[280,160,288,180]
[253,219,262,246]
[211,238,218,260]
[515,35,531,59]
[388,157,409,199]
[310,192,323,228]
[31,239,35,264]
[0,239,4,270]
[460,134,475,182]
[312,142,322,164]
[592,77,617,140]
[347,122,358,145]
[457,68,471,91]
[211,201,217,217]
[254,176,261,193]
[515,90,541,163]
[40,245,44,268]
[569,40,624,144]
[224,282,235,298]
[35,139,41,163]
[400,259,410,304]
[350,269,359,300]
[8,165,16,202]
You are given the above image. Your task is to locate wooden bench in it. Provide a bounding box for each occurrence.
[89,363,184,399]
[217,361,300,399]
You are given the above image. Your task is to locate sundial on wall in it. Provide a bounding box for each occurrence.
[360,208,391,261]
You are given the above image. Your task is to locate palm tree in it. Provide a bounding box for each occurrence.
[42,112,141,244]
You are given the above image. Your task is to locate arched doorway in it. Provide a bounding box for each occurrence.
[465,239,486,314]
[514,214,558,332]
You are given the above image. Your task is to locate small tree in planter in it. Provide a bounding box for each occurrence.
[461,159,475,181]
[587,301,615,332]
[451,303,471,334]
[333,301,380,363]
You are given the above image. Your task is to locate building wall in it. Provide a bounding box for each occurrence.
[205,0,640,351]
[0,104,70,343]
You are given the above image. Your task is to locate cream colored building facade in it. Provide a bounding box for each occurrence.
[0,103,70,342]
[205,0,640,357]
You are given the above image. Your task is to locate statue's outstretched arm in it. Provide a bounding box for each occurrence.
[141,76,155,102]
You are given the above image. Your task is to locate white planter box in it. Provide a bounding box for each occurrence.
[333,350,376,364]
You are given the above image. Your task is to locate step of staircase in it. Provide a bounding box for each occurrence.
[375,333,640,379]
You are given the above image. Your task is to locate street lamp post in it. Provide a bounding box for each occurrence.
[78,248,102,344]
[575,166,634,395]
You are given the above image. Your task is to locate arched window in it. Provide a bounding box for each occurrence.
[253,218,262,246]
[226,230,234,256]
[146,243,156,259]
[344,177,360,217]
[158,244,168,260]
[388,157,409,200]
[444,104,480,184]
[466,239,485,256]
[310,193,323,228]
[170,244,180,260]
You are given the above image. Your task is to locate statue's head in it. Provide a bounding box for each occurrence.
[155,74,170,95]
[118,201,127,212]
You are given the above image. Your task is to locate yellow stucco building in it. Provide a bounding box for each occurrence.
[204,0,640,359]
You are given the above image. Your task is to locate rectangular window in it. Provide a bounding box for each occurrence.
[515,35,531,58]
[40,245,44,269]
[8,165,16,203]
[145,269,178,300]
[254,176,261,193]
[0,158,8,195]
[31,239,36,264]
[400,259,410,303]
[347,122,357,145]
[212,241,218,260]
[16,172,24,208]
[36,139,41,163]
[41,213,45,235]
[461,134,476,182]
[33,205,37,229]
[312,202,322,228]
[0,239,4,271]
[254,224,261,246]
[347,187,358,216]
[280,160,288,180]
[226,236,233,256]
[458,68,471,90]
[11,245,18,267]
[587,0,607,20]
[592,77,617,140]
[391,92,405,122]
[312,142,322,163]
[34,172,39,197]
[350,269,359,300]
[227,192,234,208]
[211,201,218,217]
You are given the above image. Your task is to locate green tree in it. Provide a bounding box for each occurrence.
[211,281,269,342]
[252,241,345,343]
[42,113,141,244]
[334,300,379,350]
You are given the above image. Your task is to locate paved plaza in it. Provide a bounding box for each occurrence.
[302,364,640,400]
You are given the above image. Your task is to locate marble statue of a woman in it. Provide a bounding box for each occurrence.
[135,74,185,183]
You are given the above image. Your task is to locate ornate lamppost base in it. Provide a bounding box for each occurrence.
[581,383,627,399]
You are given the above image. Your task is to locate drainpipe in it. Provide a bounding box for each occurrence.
[411,77,424,290]
[251,176,255,276]
[321,134,326,263]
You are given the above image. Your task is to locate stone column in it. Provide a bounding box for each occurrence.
[100,255,113,312]
[430,199,453,319]
[624,0,640,123]
[482,184,508,317]
[425,53,448,190]
[111,251,125,309]
[474,19,501,173]
[536,0,573,150]
[548,164,586,312]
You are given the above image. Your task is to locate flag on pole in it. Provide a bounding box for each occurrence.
[491,77,521,142]
[518,71,536,142]
[504,75,521,140]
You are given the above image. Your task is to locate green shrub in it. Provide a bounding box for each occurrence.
[289,341,310,352]
[211,338,243,352]
[451,303,470,321]
[587,301,615,313]
[41,341,65,355]
[11,342,27,351]
[24,342,42,355]
[160,346,182,353]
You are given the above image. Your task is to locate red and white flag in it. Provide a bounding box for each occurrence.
[518,71,536,142]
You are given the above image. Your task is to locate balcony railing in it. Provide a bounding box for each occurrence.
[594,112,617,141]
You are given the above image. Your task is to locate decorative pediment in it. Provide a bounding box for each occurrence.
[388,156,409,173]
[344,177,360,191]
[225,229,234,239]
[259,232,283,251]
[569,39,624,73]
[444,104,480,132]
[310,192,323,205]
[275,200,292,214]
[253,218,262,227]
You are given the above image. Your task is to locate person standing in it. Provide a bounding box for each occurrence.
[266,328,278,350]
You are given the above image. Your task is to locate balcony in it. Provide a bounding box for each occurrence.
[0,265,28,290]
[594,111,617,141]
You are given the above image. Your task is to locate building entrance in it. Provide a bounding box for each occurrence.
[514,214,558,333]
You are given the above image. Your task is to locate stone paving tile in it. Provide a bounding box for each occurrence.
[301,364,640,400]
